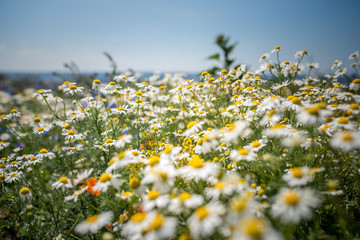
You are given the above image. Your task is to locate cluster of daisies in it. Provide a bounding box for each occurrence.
[1,48,360,239]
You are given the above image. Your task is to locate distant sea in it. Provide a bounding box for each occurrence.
[1,72,201,83]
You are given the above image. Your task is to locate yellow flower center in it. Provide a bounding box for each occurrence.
[69,85,77,90]
[129,177,140,189]
[284,191,300,206]
[238,148,249,155]
[179,192,191,202]
[86,215,99,223]
[352,78,360,84]
[342,131,354,142]
[196,206,209,221]
[93,79,101,84]
[252,141,261,148]
[337,117,349,124]
[39,148,48,154]
[131,212,146,222]
[105,139,113,144]
[148,190,160,200]
[266,109,277,117]
[291,97,301,105]
[271,123,286,129]
[67,130,75,135]
[189,155,204,168]
[159,172,168,181]
[306,106,320,116]
[187,121,196,129]
[350,103,359,110]
[215,181,226,189]
[20,187,30,195]
[149,156,160,166]
[163,145,173,154]
[150,214,165,230]
[38,127,44,132]
[231,197,248,212]
[99,173,112,182]
[292,168,303,178]
[33,117,41,123]
[59,177,69,184]
[117,152,126,159]
[243,217,264,239]
[64,124,72,129]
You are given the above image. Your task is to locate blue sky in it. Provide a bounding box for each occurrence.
[0,0,359,74]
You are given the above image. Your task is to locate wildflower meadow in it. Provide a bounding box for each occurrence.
[1,47,360,240]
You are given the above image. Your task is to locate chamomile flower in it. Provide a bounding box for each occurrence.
[187,202,225,239]
[222,121,252,143]
[142,190,170,211]
[115,134,133,148]
[5,171,22,183]
[73,168,94,186]
[142,213,177,240]
[330,130,360,152]
[19,187,32,201]
[105,151,136,172]
[230,148,257,162]
[123,212,154,239]
[52,176,73,190]
[63,84,84,95]
[93,172,121,192]
[37,148,55,160]
[168,192,204,214]
[183,121,204,137]
[296,104,331,126]
[271,188,321,223]
[75,211,114,235]
[64,187,88,202]
[194,132,219,154]
[179,155,219,182]
[349,78,360,91]
[233,216,282,240]
[92,79,102,90]
[282,167,315,187]
[0,141,10,150]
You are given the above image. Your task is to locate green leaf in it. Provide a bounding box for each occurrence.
[208,53,220,60]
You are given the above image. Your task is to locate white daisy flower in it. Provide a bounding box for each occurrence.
[75,211,114,235]
[64,187,88,202]
[222,120,252,144]
[142,213,177,240]
[233,215,282,240]
[63,84,84,95]
[19,187,32,201]
[183,121,204,137]
[230,148,257,162]
[330,130,360,152]
[142,190,170,211]
[282,167,315,187]
[168,192,204,214]
[73,168,94,186]
[52,176,73,190]
[93,172,121,192]
[187,202,225,239]
[271,188,321,223]
[37,148,55,160]
[179,155,219,182]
